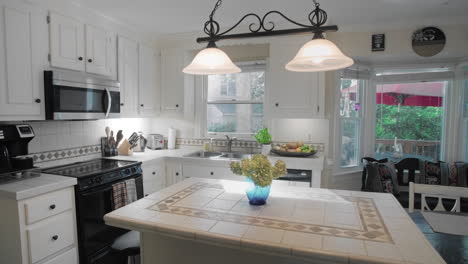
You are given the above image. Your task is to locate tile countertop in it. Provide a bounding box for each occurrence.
[104,178,445,264]
[0,172,77,200]
[106,148,325,171]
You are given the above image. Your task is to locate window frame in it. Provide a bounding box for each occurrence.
[334,66,370,173]
[202,61,267,138]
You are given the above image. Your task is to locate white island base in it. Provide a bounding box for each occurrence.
[104,178,445,264]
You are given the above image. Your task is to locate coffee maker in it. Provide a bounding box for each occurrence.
[0,124,35,174]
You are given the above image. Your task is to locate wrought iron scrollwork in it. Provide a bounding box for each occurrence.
[199,0,332,43]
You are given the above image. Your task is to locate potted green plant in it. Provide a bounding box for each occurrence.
[230,155,286,205]
[254,128,272,155]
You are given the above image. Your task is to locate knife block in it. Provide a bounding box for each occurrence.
[118,139,134,156]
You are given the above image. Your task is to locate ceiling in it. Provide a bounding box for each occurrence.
[74,0,468,34]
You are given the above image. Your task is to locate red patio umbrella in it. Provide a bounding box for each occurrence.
[343,82,445,107]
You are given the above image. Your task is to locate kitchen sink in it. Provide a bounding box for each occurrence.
[220,153,252,159]
[184,151,252,160]
[185,151,223,158]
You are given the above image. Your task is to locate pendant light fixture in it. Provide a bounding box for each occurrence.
[184,0,353,75]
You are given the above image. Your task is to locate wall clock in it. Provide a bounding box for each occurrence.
[412,27,446,57]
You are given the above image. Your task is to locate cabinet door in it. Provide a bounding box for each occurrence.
[0,2,48,119]
[49,12,85,71]
[161,48,184,113]
[142,160,166,196]
[138,45,159,116]
[118,36,139,117]
[85,24,116,77]
[166,162,183,186]
[268,42,324,118]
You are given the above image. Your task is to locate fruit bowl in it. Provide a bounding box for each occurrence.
[270,149,317,157]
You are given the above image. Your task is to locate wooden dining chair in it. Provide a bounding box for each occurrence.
[409,182,468,213]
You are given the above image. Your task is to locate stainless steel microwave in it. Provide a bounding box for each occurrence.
[44,71,120,120]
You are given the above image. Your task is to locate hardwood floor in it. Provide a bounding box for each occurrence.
[409,212,468,264]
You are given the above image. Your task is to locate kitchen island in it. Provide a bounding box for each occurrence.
[104,178,445,264]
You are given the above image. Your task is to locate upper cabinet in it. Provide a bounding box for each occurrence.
[139,44,159,116]
[118,36,139,117]
[160,48,185,114]
[49,12,84,72]
[268,42,325,119]
[49,12,117,78]
[0,1,48,120]
[85,24,117,77]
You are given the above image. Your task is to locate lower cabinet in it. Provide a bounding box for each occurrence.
[0,186,78,264]
[141,159,166,196]
[166,160,183,186]
[182,164,244,181]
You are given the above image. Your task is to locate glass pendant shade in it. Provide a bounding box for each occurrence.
[286,38,354,72]
[183,44,241,75]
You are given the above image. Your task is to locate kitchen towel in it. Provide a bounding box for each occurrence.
[168,127,176,149]
[125,178,138,203]
[112,181,128,210]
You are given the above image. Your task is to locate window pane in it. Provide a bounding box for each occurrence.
[341,119,359,167]
[207,104,263,134]
[207,71,265,101]
[340,79,361,118]
[375,81,446,161]
[464,79,468,117]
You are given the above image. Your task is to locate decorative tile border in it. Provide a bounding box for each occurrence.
[21,145,101,164]
[149,182,393,243]
[173,138,325,153]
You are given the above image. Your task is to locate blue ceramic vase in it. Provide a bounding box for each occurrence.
[245,177,271,206]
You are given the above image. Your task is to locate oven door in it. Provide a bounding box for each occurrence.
[75,175,143,264]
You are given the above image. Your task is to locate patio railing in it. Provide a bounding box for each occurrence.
[375,139,441,161]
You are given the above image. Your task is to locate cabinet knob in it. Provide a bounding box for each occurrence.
[210,172,214,176]
[120,103,124,106]
[49,204,56,210]
[175,172,179,176]
[275,103,279,107]
[175,104,179,108]
[35,98,41,103]
[88,59,93,63]
[152,171,156,175]
[78,57,83,61]
[52,235,58,241]
[141,104,144,107]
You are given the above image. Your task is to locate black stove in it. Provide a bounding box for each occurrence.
[43,159,142,191]
[42,158,143,264]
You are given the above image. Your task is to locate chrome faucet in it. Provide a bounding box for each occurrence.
[225,135,237,153]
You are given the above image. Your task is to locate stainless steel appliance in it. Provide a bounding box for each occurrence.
[0,124,35,175]
[147,134,165,150]
[44,70,121,120]
[278,169,312,187]
[42,159,143,264]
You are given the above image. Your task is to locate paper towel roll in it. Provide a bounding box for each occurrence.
[168,127,176,149]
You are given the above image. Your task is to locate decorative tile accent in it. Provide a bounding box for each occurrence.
[149,182,393,243]
[20,145,101,164]
[172,138,326,153]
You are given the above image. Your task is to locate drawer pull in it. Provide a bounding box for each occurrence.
[152,172,156,175]
[49,204,56,210]
[52,235,58,241]
[210,172,214,175]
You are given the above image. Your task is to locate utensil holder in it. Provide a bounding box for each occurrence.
[118,139,134,156]
[101,137,117,157]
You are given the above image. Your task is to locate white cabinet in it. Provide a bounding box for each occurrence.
[166,161,183,186]
[0,187,78,264]
[49,12,117,78]
[268,41,325,119]
[49,12,85,72]
[142,159,166,196]
[0,1,48,120]
[160,48,185,114]
[138,44,159,116]
[118,36,139,117]
[85,24,117,77]
[183,164,244,181]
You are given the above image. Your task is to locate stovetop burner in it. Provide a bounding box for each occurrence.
[43,159,139,178]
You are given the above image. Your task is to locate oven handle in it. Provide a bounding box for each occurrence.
[105,88,111,118]
[81,185,113,197]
